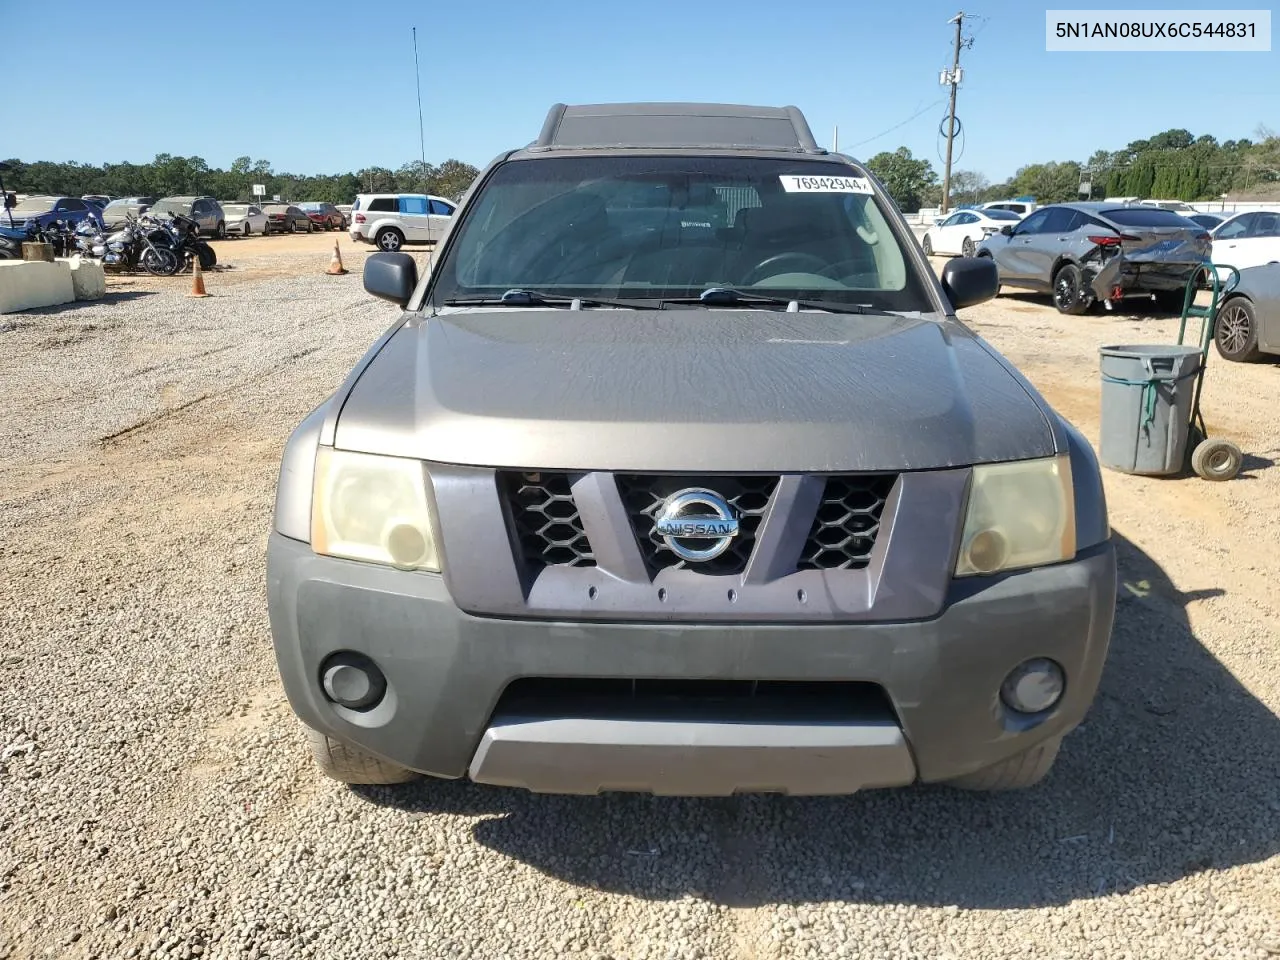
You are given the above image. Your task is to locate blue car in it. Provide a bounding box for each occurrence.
[2,195,104,234]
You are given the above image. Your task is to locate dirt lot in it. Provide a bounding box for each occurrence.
[1,243,1278,960]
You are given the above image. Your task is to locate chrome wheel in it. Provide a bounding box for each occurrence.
[1218,304,1251,354]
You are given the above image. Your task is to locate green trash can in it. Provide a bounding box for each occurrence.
[1098,344,1203,476]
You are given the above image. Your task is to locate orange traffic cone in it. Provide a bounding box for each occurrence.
[326,240,348,275]
[188,255,210,298]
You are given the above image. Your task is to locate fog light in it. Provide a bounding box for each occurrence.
[320,653,386,711]
[1000,658,1065,714]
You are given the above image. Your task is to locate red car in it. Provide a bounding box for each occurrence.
[297,202,346,231]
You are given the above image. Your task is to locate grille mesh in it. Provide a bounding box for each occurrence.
[502,472,595,568]
[798,476,896,570]
[616,475,777,576]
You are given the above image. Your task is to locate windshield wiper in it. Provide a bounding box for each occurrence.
[443,289,661,309]
[657,287,872,314]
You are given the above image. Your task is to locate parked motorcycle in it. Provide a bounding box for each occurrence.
[149,212,216,271]
[77,213,180,276]
[0,218,78,258]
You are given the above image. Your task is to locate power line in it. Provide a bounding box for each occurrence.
[848,99,948,149]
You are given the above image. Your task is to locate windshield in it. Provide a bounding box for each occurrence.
[148,200,189,216]
[429,155,932,312]
[297,202,322,211]
[12,197,57,213]
[223,205,249,215]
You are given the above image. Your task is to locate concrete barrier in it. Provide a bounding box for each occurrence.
[60,256,106,301]
[0,260,76,314]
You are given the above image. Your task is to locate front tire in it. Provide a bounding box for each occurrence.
[242,223,251,237]
[290,219,299,234]
[945,735,1062,791]
[961,236,975,258]
[302,725,419,785]
[1214,298,1261,362]
[1052,263,1090,315]
[215,221,226,240]
[922,235,933,256]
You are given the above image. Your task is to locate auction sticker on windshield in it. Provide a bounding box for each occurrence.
[779,175,874,194]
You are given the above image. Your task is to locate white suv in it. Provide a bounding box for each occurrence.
[349,193,456,252]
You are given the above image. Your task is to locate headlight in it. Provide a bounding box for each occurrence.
[955,455,1075,576]
[310,447,440,571]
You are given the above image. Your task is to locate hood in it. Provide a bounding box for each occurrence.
[332,309,1056,472]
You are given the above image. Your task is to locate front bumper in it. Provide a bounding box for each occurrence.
[267,532,1117,795]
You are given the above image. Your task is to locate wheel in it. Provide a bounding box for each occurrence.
[308,220,316,233]
[1051,263,1090,315]
[961,236,975,258]
[215,221,226,240]
[242,223,251,237]
[302,724,418,785]
[290,219,299,233]
[922,235,933,256]
[141,246,179,276]
[376,227,404,252]
[1214,297,1261,362]
[944,735,1062,791]
[1191,438,1243,481]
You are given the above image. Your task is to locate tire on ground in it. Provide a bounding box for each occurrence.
[1052,263,1090,315]
[376,227,405,252]
[943,734,1062,791]
[1214,297,1261,363]
[302,724,419,785]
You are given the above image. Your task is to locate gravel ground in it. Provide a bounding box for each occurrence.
[1,260,1278,960]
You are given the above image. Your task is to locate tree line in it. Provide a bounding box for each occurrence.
[863,124,1280,211]
[1,155,481,206]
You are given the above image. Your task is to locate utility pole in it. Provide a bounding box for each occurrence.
[939,11,965,215]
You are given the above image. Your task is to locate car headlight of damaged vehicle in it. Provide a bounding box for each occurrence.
[955,456,1076,576]
[310,448,440,571]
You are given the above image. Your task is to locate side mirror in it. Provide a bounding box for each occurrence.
[363,252,418,307]
[999,224,1014,236]
[940,256,998,311]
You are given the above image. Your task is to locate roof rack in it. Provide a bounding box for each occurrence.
[529,102,826,154]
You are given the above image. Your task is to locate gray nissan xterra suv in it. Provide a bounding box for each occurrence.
[267,102,1117,796]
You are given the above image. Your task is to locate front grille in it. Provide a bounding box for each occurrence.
[616,475,777,576]
[798,475,896,570]
[501,472,595,568]
[495,677,894,722]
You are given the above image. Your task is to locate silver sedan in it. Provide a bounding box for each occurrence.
[1215,262,1280,362]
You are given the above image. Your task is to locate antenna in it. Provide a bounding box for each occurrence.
[412,27,427,193]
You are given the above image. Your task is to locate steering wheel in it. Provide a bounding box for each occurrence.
[814,258,874,280]
[743,252,830,286]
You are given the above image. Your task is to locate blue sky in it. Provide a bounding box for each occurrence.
[5,0,1275,182]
